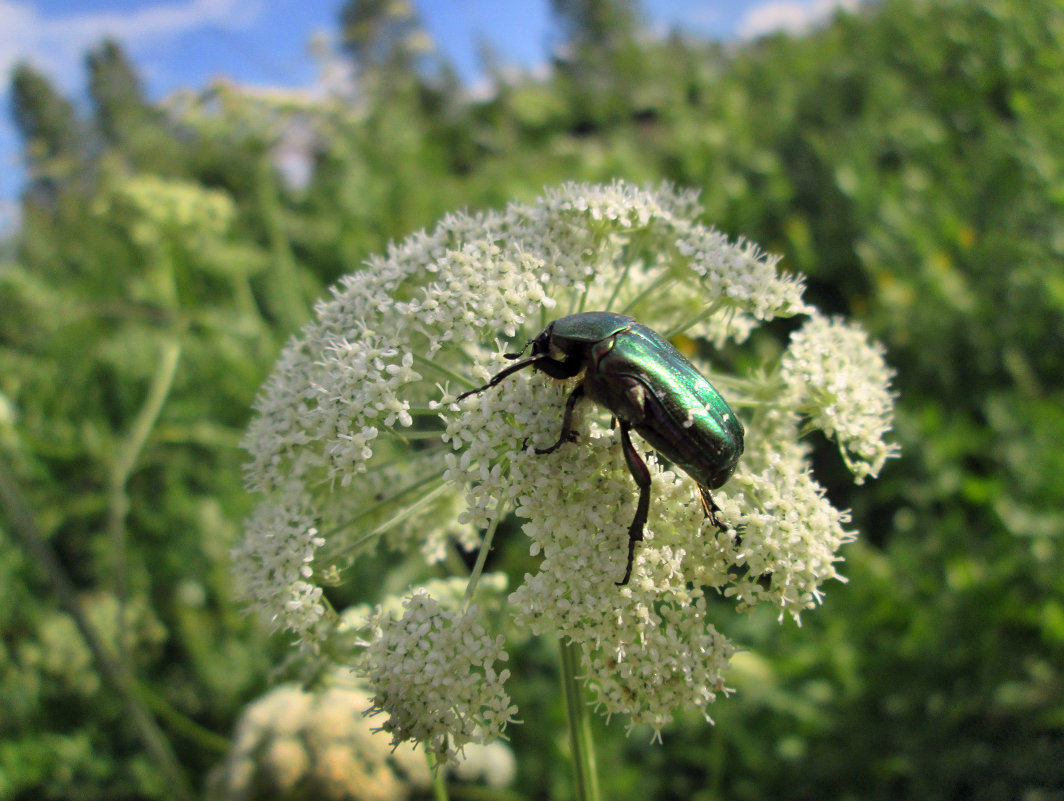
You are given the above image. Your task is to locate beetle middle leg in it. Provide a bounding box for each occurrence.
[535,383,585,455]
[617,421,651,586]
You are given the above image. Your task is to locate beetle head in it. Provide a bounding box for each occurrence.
[456,321,583,401]
[503,323,554,360]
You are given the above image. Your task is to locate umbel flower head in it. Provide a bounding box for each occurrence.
[234,180,898,764]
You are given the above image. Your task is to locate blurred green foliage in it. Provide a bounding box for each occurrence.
[1,0,1062,798]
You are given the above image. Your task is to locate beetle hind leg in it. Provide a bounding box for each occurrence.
[698,486,742,542]
[697,486,724,529]
[617,421,651,586]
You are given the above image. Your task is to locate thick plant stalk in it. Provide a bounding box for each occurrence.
[560,637,601,801]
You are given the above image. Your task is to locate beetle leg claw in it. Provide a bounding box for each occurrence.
[697,486,729,532]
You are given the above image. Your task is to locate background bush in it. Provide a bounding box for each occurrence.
[2,0,1061,798]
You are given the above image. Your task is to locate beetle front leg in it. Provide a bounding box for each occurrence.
[617,421,651,586]
[535,383,585,455]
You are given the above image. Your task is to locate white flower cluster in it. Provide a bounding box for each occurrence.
[720,409,855,615]
[234,180,897,756]
[780,313,900,483]
[360,591,517,768]
[230,485,326,638]
[209,678,429,801]
[210,672,516,801]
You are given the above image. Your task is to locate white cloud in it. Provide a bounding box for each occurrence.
[0,0,268,225]
[738,0,858,40]
[0,0,264,92]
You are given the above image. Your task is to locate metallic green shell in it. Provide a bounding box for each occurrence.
[588,320,744,490]
[548,311,633,343]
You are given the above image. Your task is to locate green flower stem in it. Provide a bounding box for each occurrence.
[107,337,182,662]
[107,338,182,521]
[321,469,446,540]
[620,271,674,315]
[462,497,505,606]
[139,683,231,754]
[560,638,601,801]
[426,752,450,801]
[604,259,633,313]
[413,352,479,388]
[256,154,308,332]
[664,300,725,338]
[329,473,449,554]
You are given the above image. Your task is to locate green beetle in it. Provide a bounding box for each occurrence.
[457,311,744,585]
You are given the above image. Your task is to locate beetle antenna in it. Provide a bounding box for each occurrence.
[455,356,543,401]
[504,339,533,360]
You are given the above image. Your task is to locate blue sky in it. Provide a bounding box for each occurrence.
[0,0,855,234]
